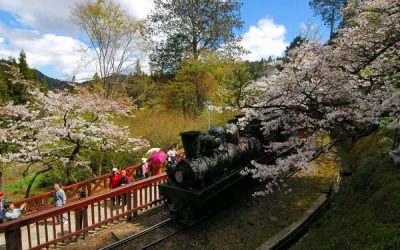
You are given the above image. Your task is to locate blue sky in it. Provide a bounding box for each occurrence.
[0,0,329,81]
[242,0,329,42]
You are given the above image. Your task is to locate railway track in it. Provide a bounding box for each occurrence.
[100,217,179,250]
[138,225,187,250]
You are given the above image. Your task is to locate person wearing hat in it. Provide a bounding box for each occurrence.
[109,167,121,206]
[0,192,8,223]
[109,168,121,189]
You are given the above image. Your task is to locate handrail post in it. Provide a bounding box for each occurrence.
[74,205,88,241]
[5,228,22,250]
[74,207,83,241]
[82,206,88,239]
[87,182,92,196]
[126,190,132,221]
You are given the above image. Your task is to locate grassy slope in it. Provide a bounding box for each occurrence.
[124,109,239,150]
[293,130,400,250]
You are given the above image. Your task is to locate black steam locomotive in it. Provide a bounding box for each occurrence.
[159,116,281,222]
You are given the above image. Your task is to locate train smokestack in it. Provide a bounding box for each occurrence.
[180,131,201,158]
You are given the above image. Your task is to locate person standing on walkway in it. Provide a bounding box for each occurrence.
[120,169,130,185]
[141,158,150,178]
[109,167,121,206]
[167,144,178,167]
[53,184,68,224]
[120,169,130,205]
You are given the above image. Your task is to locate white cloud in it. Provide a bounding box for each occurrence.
[0,0,77,35]
[241,17,289,61]
[0,0,155,81]
[118,0,154,19]
[0,23,96,82]
[0,0,154,35]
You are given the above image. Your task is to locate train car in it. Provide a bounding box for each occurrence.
[159,120,272,223]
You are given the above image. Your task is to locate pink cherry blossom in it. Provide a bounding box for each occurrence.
[243,0,400,195]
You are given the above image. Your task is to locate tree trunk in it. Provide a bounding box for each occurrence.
[25,167,52,198]
[329,8,335,40]
[0,171,3,193]
[97,151,105,176]
[65,144,81,185]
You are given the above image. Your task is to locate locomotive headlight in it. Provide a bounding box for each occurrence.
[175,171,183,183]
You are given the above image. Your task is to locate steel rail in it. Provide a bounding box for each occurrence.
[139,226,187,250]
[100,217,176,250]
[266,174,342,250]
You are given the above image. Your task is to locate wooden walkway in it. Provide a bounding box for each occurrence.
[0,175,167,250]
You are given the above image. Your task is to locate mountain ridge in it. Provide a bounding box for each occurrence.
[33,69,71,89]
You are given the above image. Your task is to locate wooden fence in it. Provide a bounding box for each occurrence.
[13,164,142,214]
[0,174,168,250]
[13,150,184,214]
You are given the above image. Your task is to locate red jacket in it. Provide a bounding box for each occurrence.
[109,173,121,189]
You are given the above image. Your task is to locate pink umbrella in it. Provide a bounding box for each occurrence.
[151,151,167,164]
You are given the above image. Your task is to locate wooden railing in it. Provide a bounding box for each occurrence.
[0,174,168,250]
[13,150,184,214]
[14,164,142,214]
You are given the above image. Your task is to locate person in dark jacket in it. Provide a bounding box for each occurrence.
[120,169,130,185]
[120,169,130,205]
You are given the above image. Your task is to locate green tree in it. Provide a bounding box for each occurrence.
[164,52,244,116]
[71,0,146,98]
[18,50,36,80]
[309,0,347,39]
[148,0,243,75]
[0,58,30,104]
[218,68,256,108]
[284,36,307,57]
[134,59,142,76]
[0,61,10,103]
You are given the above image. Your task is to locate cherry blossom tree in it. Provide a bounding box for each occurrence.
[0,65,149,196]
[242,0,400,195]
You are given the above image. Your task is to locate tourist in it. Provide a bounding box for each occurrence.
[109,167,122,189]
[120,169,130,185]
[120,169,130,205]
[4,202,26,221]
[109,167,121,206]
[53,183,68,224]
[167,144,178,167]
[150,150,167,175]
[141,158,150,178]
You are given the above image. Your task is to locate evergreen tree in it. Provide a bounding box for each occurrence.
[147,0,243,75]
[18,50,35,80]
[134,60,142,76]
[0,62,8,102]
[284,35,307,57]
[309,0,347,39]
